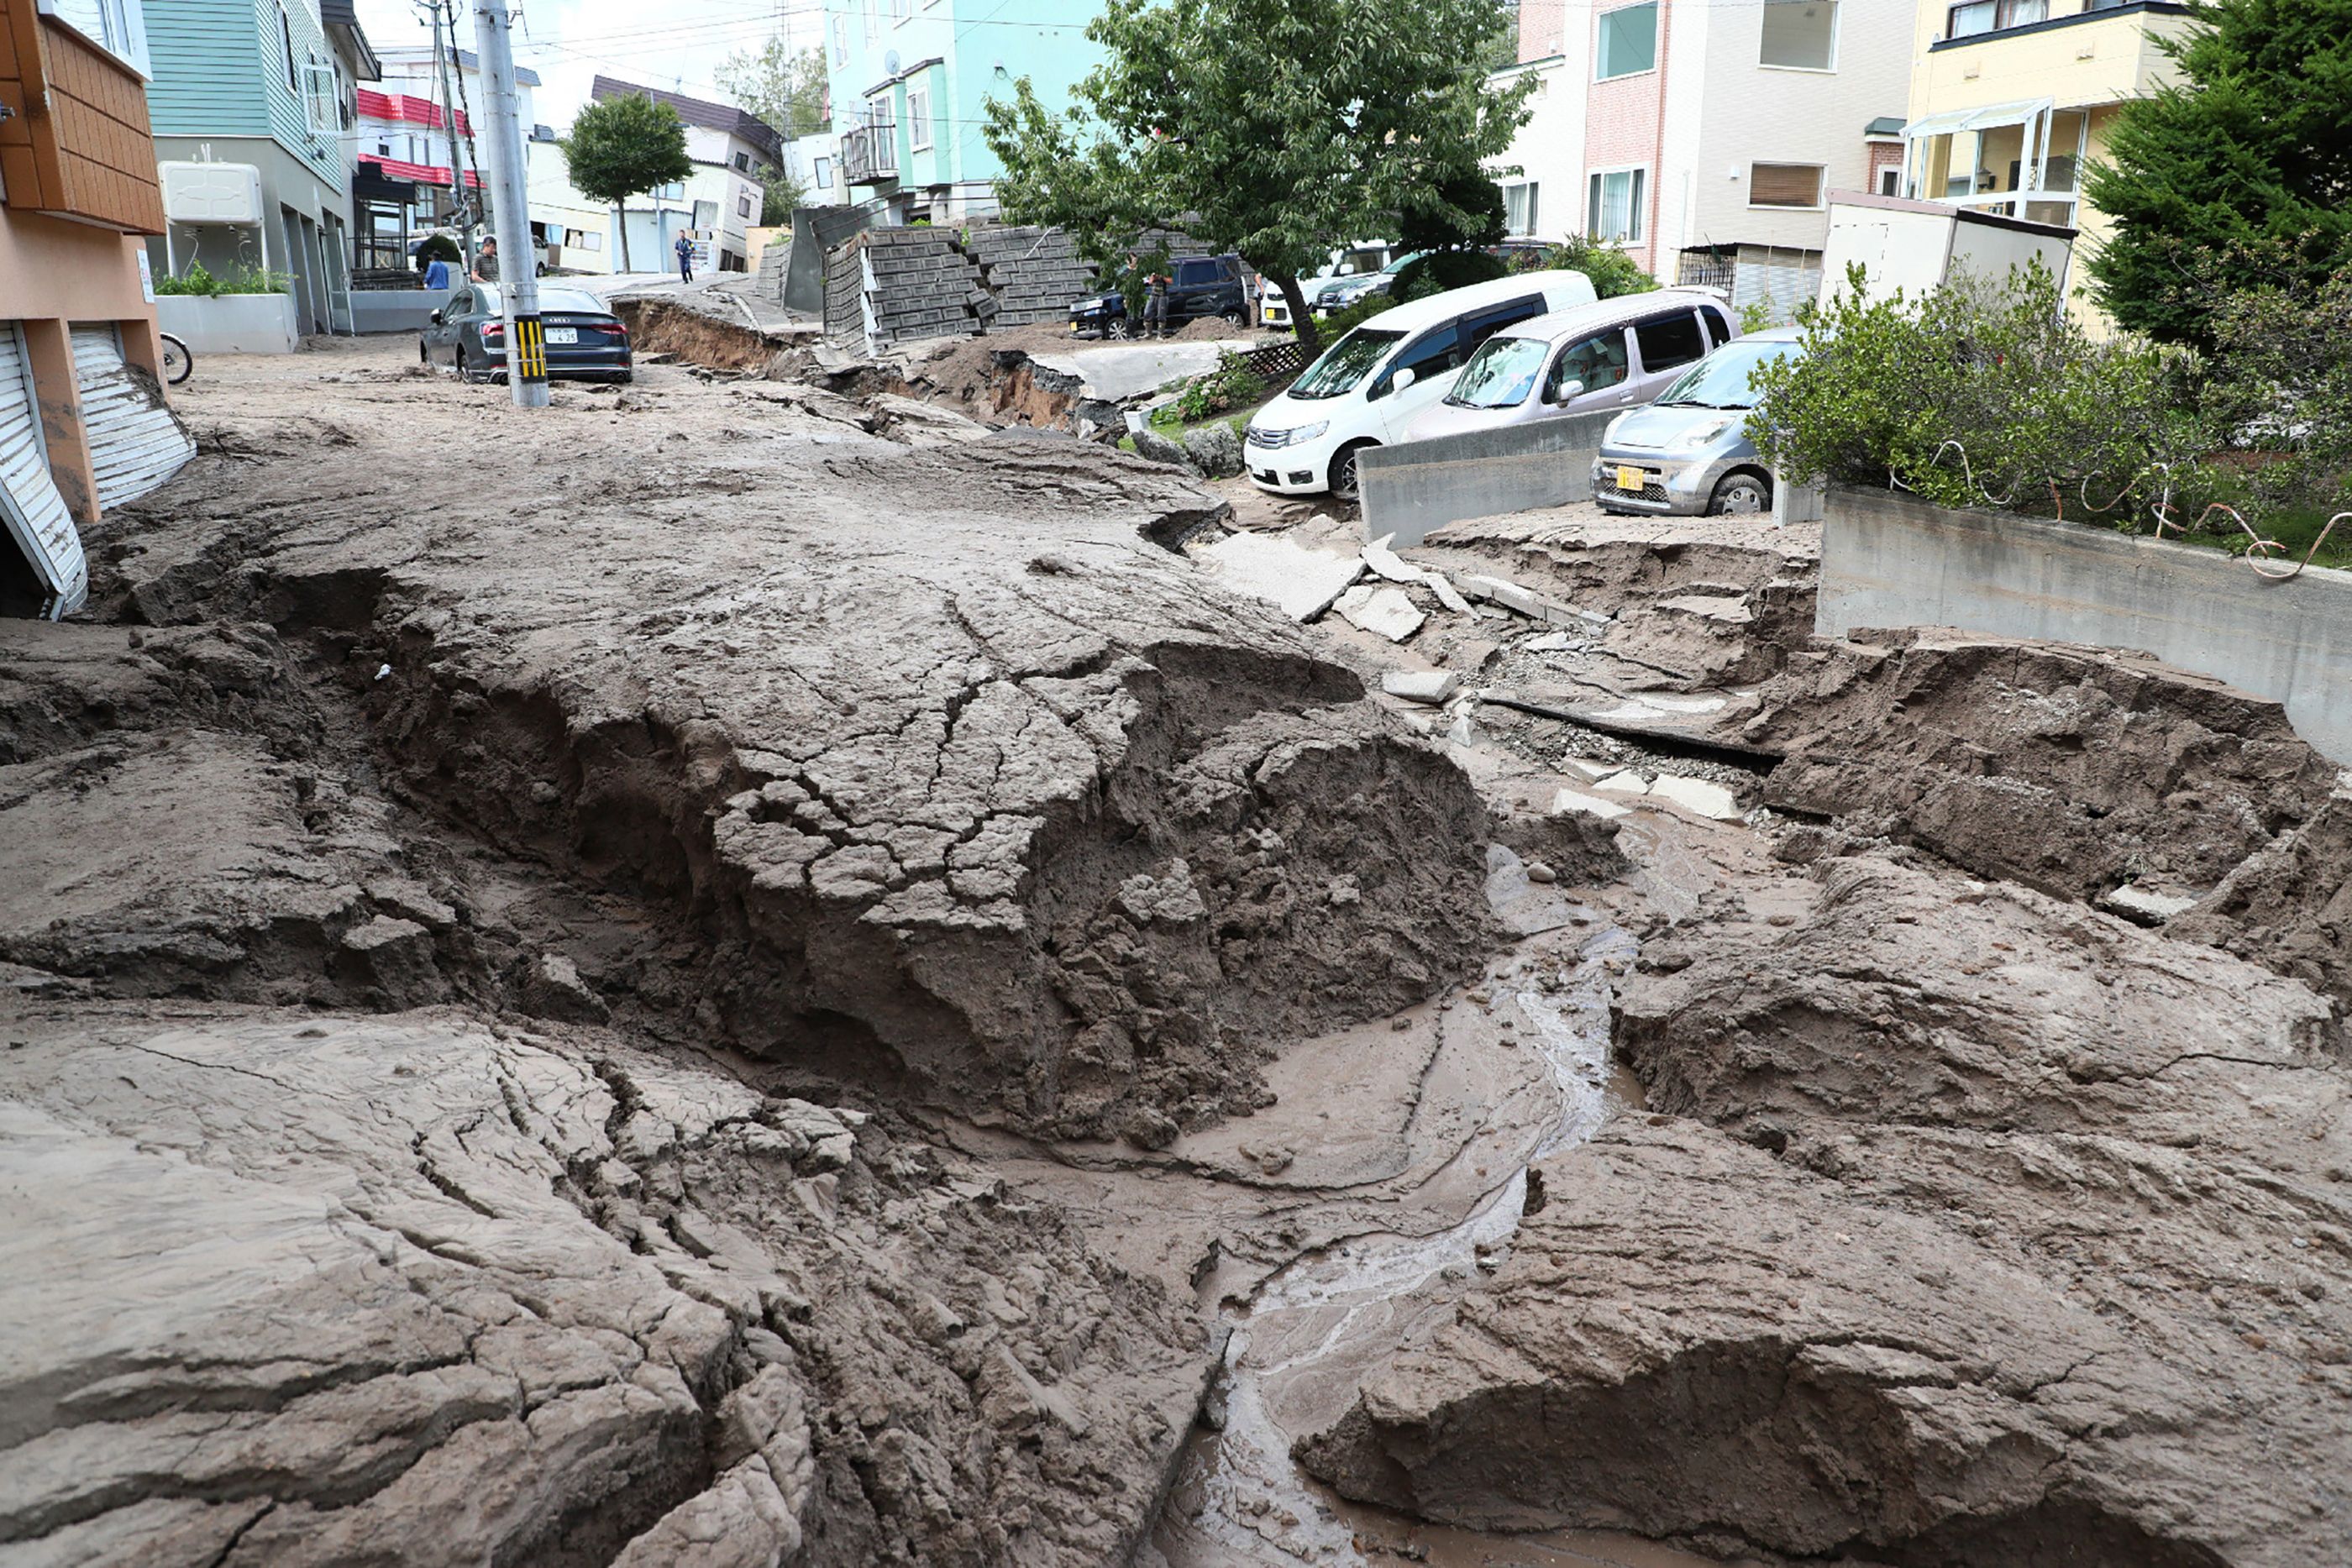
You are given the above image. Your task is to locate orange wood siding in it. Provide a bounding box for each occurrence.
[0,0,164,233]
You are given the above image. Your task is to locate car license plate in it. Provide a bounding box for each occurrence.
[545,327,578,344]
[1615,464,1644,494]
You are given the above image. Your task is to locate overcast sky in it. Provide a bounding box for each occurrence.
[350,0,823,130]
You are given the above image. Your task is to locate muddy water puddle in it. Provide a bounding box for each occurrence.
[1155,922,1734,1568]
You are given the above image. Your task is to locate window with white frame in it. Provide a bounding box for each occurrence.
[1587,167,1646,243]
[907,89,931,149]
[832,13,848,64]
[38,0,149,72]
[1878,165,1902,197]
[302,56,339,133]
[1595,3,1657,81]
[815,156,833,188]
[277,3,298,92]
[1749,162,1825,208]
[890,0,910,19]
[1503,181,1539,237]
[863,0,877,42]
[738,191,753,218]
[1759,0,1837,71]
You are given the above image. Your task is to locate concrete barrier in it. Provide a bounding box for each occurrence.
[1357,411,1613,548]
[350,290,453,335]
[1819,486,2352,763]
[157,292,301,354]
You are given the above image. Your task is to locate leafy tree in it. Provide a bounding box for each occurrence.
[981,0,1533,352]
[560,95,693,272]
[757,164,806,227]
[714,39,831,140]
[2085,0,2352,346]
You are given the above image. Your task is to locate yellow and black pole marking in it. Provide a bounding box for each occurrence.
[512,314,548,384]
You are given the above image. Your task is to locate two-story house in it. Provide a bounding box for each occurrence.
[823,0,1106,223]
[1898,0,2194,332]
[141,0,377,334]
[2,0,190,618]
[1491,0,1912,321]
[583,76,780,273]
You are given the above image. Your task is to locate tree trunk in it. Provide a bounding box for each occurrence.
[616,203,632,273]
[1274,275,1321,355]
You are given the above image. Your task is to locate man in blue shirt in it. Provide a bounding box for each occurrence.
[422,254,453,291]
[674,230,695,285]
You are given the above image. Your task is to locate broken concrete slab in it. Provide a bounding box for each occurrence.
[1381,669,1462,706]
[1336,584,1426,643]
[1550,788,1630,821]
[1457,573,1611,631]
[1647,774,1742,821]
[1198,531,1367,622]
[2100,883,2201,925]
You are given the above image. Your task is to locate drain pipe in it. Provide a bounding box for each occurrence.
[1647,0,1673,276]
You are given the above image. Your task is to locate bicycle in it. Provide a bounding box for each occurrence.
[159,332,192,386]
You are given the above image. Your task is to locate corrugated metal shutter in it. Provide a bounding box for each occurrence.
[70,324,196,511]
[0,323,88,620]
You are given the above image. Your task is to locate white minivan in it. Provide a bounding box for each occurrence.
[1244,270,1601,500]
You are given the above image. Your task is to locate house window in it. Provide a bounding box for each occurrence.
[738,191,753,218]
[890,0,910,19]
[1750,162,1825,208]
[815,156,833,189]
[1760,1,1837,71]
[1595,3,1658,81]
[863,0,877,42]
[1878,165,1902,197]
[278,4,298,92]
[832,13,848,64]
[302,57,339,133]
[732,150,749,171]
[43,0,148,71]
[1503,181,1539,237]
[907,90,931,150]
[1587,167,1646,243]
[1947,0,2045,39]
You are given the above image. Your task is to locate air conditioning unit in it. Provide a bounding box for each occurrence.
[159,161,264,223]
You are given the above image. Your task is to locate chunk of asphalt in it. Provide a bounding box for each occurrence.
[1200,531,1365,622]
[1382,669,1462,705]
[1336,584,1426,643]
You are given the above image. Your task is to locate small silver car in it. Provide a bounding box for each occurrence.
[1592,326,1803,517]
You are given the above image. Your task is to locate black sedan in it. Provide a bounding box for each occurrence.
[421,284,633,383]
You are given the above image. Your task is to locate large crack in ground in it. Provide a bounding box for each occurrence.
[6,342,2350,1567]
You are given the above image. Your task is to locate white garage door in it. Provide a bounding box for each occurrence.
[0,323,87,620]
[70,323,195,511]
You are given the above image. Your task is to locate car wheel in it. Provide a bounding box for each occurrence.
[1220,308,1242,327]
[1106,318,1131,341]
[1330,440,1377,503]
[1709,473,1772,516]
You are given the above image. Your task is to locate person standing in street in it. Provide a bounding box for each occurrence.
[675,230,695,286]
[1144,264,1170,338]
[472,236,499,282]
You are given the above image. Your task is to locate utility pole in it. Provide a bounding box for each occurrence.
[426,1,469,258]
[472,0,547,408]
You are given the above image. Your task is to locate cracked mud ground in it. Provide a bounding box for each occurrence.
[2,342,2348,1568]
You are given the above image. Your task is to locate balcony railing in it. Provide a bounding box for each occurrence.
[841,125,897,186]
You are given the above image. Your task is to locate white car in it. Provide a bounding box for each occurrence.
[1244,270,1602,499]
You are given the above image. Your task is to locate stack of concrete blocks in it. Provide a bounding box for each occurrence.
[822,240,869,354]
[855,228,987,347]
[963,224,1098,328]
[755,239,789,302]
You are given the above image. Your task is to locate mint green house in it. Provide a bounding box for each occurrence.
[822,0,1108,221]
[140,0,379,334]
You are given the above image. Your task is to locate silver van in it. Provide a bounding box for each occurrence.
[1400,288,1735,444]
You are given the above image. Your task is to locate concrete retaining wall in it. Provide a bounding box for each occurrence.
[1819,486,2352,763]
[157,293,301,354]
[1357,411,1614,548]
[349,290,451,335]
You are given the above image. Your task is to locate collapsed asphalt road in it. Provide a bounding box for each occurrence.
[2,340,2346,1568]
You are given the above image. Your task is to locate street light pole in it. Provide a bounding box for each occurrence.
[472,0,547,408]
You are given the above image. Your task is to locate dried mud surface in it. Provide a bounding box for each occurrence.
[10,346,2352,1568]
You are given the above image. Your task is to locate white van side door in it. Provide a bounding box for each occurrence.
[1363,322,1465,438]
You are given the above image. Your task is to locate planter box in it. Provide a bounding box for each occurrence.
[156,292,300,354]
[1820,485,2352,763]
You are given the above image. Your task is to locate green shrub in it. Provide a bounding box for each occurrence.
[414,233,463,268]
[153,261,294,296]
[1540,235,1657,300]
[1152,350,1265,426]
[1747,259,2200,520]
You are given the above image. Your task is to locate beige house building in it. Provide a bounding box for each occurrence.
[1898,0,2197,328]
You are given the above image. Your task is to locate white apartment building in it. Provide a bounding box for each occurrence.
[1493,0,1912,319]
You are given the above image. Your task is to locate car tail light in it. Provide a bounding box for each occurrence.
[481,321,504,340]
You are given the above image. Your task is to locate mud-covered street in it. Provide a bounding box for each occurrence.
[3,340,2348,1568]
